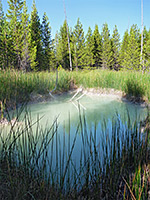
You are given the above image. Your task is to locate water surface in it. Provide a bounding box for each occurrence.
[0,93,147,186]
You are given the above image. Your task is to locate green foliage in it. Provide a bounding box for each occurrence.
[20,0,37,71]
[92,24,102,68]
[6,0,24,69]
[143,29,150,70]
[120,29,129,68]
[1,1,150,71]
[0,0,5,68]
[6,0,23,20]
[56,20,70,69]
[111,25,121,70]
[42,12,53,70]
[121,25,141,70]
[0,69,72,105]
[101,23,113,69]
[84,26,94,68]
[72,18,85,70]
[0,18,12,69]
[125,79,145,97]
[1,69,150,105]
[30,0,43,71]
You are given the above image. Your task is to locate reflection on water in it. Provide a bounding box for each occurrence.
[27,93,146,130]
[0,93,147,185]
[25,94,146,163]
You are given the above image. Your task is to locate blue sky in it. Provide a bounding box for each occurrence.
[2,0,150,39]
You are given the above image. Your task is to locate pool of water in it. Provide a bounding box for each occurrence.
[0,93,147,186]
[26,93,145,128]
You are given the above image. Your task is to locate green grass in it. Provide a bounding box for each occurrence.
[71,69,150,99]
[0,69,150,108]
[0,69,72,106]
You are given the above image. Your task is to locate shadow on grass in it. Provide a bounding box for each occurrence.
[125,79,145,98]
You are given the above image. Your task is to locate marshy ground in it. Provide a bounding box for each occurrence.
[0,69,150,200]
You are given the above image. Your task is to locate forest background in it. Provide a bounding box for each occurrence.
[0,0,150,72]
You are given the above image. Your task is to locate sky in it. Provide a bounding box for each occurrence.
[1,0,150,39]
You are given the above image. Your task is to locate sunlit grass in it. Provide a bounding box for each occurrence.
[71,69,150,100]
[0,68,150,109]
[0,69,71,106]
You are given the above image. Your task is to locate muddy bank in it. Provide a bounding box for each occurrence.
[29,87,148,107]
[0,87,148,126]
[83,88,147,106]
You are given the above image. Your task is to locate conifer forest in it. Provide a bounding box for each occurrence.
[0,0,150,72]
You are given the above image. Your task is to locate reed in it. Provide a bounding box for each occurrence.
[1,69,150,106]
[71,69,149,99]
[0,104,149,199]
[0,69,71,107]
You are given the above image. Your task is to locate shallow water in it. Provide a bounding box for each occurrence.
[0,93,147,186]
[25,93,146,133]
[26,94,146,160]
[26,93,144,124]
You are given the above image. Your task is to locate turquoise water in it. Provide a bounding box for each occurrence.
[26,94,146,162]
[26,93,146,134]
[0,93,147,186]
[27,93,145,126]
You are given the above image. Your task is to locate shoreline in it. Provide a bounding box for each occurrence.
[83,88,147,107]
[0,87,148,125]
[29,87,148,107]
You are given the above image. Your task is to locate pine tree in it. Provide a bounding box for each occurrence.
[56,20,70,69]
[6,0,24,69]
[84,26,94,68]
[0,18,12,69]
[0,2,14,69]
[72,18,85,70]
[0,0,13,69]
[111,25,121,70]
[30,0,43,71]
[42,12,53,70]
[54,31,60,64]
[142,27,149,71]
[101,23,113,69]
[143,29,150,70]
[122,25,140,70]
[120,29,129,68]
[92,24,102,68]
[20,0,37,71]
[0,0,4,46]
[49,39,56,70]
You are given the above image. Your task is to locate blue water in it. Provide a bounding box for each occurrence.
[0,93,147,187]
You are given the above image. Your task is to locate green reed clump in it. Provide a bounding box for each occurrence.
[71,69,150,99]
[0,104,149,200]
[0,69,72,107]
[0,69,150,107]
[125,78,145,98]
